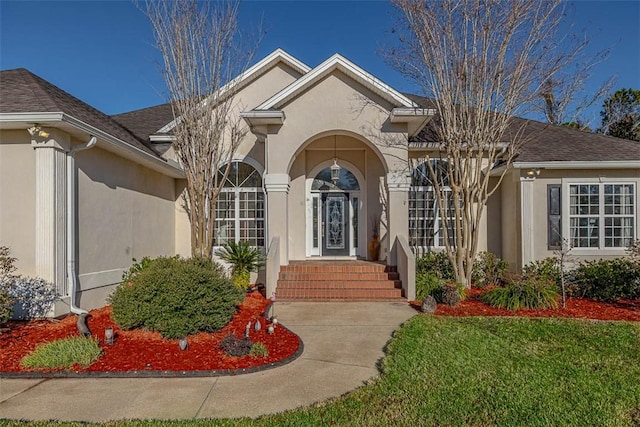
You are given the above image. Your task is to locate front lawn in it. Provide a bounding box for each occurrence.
[6,316,639,426]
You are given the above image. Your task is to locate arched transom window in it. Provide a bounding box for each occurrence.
[214,162,265,248]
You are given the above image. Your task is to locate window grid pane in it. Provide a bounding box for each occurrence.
[409,186,457,253]
[214,162,265,249]
[569,183,635,249]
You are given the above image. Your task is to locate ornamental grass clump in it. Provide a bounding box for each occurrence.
[21,337,102,369]
[216,241,265,290]
[482,277,559,311]
[109,256,244,339]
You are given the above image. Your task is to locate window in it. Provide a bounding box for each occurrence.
[214,162,265,248]
[408,160,456,252]
[568,183,635,249]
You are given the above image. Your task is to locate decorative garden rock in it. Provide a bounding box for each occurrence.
[442,283,461,306]
[421,295,437,313]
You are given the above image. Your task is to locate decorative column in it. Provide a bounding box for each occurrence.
[386,171,411,263]
[30,129,69,296]
[264,173,290,266]
[520,174,536,268]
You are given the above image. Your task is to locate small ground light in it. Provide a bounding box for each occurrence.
[179,338,188,350]
[105,327,114,344]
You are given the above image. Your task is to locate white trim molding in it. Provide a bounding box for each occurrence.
[157,49,310,134]
[1,112,185,178]
[264,173,290,193]
[256,53,420,111]
[520,176,536,267]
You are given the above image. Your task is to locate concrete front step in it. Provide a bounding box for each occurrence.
[279,272,400,281]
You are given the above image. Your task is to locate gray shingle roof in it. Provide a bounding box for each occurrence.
[407,93,640,162]
[112,103,175,142]
[0,68,160,157]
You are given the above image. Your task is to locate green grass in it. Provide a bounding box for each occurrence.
[5,317,640,426]
[20,336,102,370]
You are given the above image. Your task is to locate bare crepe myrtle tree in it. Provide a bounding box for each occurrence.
[391,0,580,287]
[141,0,258,258]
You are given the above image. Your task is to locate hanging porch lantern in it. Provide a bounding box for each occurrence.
[330,135,340,185]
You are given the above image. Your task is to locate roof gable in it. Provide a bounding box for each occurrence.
[155,49,311,135]
[255,54,419,111]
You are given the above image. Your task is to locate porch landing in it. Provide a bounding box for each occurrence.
[276,260,404,301]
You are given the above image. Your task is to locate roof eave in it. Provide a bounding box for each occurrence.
[0,112,185,179]
[390,108,436,137]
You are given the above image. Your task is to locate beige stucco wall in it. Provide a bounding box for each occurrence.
[173,62,303,255]
[75,143,177,309]
[0,130,36,276]
[500,170,521,269]
[264,70,409,261]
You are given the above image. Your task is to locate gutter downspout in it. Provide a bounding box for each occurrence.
[67,136,97,315]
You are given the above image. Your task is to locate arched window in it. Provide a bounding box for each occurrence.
[311,167,360,191]
[408,160,456,253]
[214,162,265,248]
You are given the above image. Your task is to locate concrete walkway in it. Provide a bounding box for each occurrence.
[0,302,415,422]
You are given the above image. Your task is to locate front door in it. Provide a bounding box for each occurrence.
[322,193,350,256]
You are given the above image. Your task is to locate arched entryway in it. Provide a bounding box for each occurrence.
[306,161,364,257]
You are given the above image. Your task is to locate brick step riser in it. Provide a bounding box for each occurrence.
[279,273,399,281]
[276,289,403,299]
[277,280,401,289]
[280,266,397,274]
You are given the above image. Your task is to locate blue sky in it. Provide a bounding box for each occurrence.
[1,0,638,127]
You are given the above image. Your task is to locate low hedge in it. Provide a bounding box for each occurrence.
[574,258,640,302]
[110,256,244,339]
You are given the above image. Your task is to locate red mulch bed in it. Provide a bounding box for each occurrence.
[411,287,640,321]
[0,291,300,374]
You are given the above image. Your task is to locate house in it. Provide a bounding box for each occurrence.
[1,49,639,316]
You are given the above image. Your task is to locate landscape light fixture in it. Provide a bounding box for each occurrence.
[105,327,114,345]
[330,135,341,185]
[179,338,188,351]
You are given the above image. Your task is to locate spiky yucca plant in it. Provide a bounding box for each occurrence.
[215,241,265,290]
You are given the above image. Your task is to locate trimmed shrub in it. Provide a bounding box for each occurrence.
[21,337,102,369]
[574,258,640,302]
[416,251,454,280]
[220,335,253,357]
[109,256,244,339]
[482,277,559,311]
[121,256,166,283]
[472,251,509,288]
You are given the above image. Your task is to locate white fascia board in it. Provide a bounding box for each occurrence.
[240,110,285,127]
[156,49,310,134]
[0,112,185,178]
[149,134,176,142]
[256,53,419,111]
[61,115,185,178]
[512,161,640,170]
[0,112,65,123]
[390,107,436,137]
